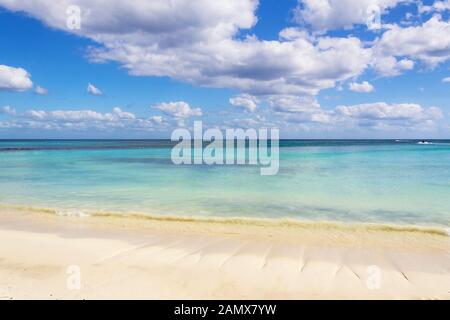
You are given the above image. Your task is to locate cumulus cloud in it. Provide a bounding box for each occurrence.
[223,117,264,129]
[87,83,102,96]
[293,0,403,32]
[349,81,374,93]
[24,107,136,122]
[265,95,331,124]
[0,0,448,135]
[278,27,312,41]
[153,101,202,119]
[0,0,258,42]
[34,85,48,95]
[266,97,443,130]
[374,16,450,68]
[268,95,321,113]
[419,0,450,14]
[0,0,373,96]
[1,106,16,115]
[0,65,33,92]
[0,1,445,97]
[95,33,372,96]
[229,94,259,112]
[0,106,164,131]
[371,56,414,77]
[334,102,443,128]
[149,115,163,124]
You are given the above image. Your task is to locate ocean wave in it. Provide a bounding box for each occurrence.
[0,203,448,237]
[417,142,433,145]
[55,209,90,218]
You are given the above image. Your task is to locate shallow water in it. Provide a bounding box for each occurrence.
[0,139,449,227]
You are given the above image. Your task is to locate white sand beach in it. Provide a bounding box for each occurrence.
[0,207,449,300]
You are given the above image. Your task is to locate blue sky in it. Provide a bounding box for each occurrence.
[0,0,449,138]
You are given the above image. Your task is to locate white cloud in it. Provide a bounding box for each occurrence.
[335,102,443,126]
[349,81,374,93]
[293,0,403,32]
[0,1,373,96]
[442,77,450,83]
[419,0,450,14]
[111,107,136,119]
[153,101,202,118]
[34,85,48,95]
[371,55,414,77]
[0,65,33,92]
[232,94,444,130]
[369,15,450,76]
[94,33,372,96]
[0,0,448,136]
[149,115,163,124]
[374,16,450,68]
[87,83,102,96]
[0,0,445,100]
[278,28,312,41]
[25,107,135,122]
[268,95,321,113]
[0,0,258,42]
[268,98,443,130]
[229,94,259,112]
[224,117,263,129]
[1,106,164,131]
[1,106,16,115]
[266,95,331,124]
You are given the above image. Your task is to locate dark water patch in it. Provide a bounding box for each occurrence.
[2,139,450,153]
[106,157,175,165]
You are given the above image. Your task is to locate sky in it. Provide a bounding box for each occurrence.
[0,0,449,139]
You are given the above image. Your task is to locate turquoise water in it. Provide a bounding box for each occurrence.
[0,140,449,227]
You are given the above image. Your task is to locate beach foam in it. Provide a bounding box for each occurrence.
[1,203,448,237]
[55,209,90,218]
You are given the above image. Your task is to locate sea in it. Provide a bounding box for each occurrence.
[0,139,449,228]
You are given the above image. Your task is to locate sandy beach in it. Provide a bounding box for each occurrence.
[0,206,449,300]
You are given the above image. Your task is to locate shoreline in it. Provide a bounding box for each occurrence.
[1,202,448,237]
[0,205,449,299]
